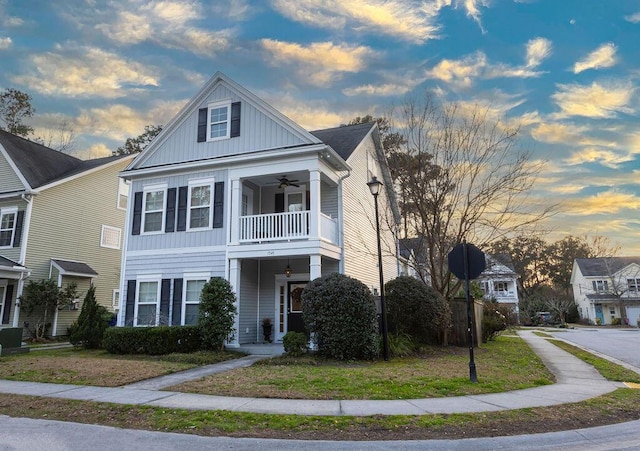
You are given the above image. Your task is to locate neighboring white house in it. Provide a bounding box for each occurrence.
[117,72,401,346]
[477,253,520,314]
[571,257,640,326]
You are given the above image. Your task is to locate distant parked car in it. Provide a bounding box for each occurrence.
[536,311,552,325]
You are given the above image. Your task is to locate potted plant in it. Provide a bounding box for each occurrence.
[262,318,273,343]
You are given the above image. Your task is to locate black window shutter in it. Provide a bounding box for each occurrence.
[230,102,241,138]
[160,279,171,324]
[2,284,13,324]
[125,280,136,326]
[197,108,207,142]
[213,181,224,228]
[12,210,24,247]
[132,192,143,235]
[177,186,188,231]
[275,193,284,213]
[172,278,183,326]
[165,188,177,233]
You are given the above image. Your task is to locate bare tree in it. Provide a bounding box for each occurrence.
[34,119,77,153]
[388,93,555,301]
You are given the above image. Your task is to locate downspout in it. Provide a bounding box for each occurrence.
[13,192,34,327]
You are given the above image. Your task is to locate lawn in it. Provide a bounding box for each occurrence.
[0,349,239,386]
[168,335,554,399]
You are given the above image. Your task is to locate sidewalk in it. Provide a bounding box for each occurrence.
[0,330,625,416]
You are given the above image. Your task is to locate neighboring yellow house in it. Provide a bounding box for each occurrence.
[0,130,134,337]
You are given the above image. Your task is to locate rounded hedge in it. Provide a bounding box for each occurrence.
[385,276,451,345]
[302,273,379,360]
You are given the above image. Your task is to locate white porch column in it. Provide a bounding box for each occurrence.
[309,170,321,240]
[12,275,25,327]
[309,254,322,281]
[227,258,241,348]
[230,178,242,245]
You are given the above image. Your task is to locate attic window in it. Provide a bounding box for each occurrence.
[198,101,241,142]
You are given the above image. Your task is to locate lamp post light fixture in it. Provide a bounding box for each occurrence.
[367,176,390,361]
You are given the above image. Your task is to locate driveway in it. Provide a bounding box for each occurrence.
[549,327,640,370]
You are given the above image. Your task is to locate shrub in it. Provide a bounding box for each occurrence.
[386,332,415,357]
[482,301,509,343]
[103,326,201,354]
[69,285,109,349]
[385,276,452,345]
[282,331,308,356]
[198,277,237,351]
[611,317,622,326]
[302,273,379,360]
[20,279,78,341]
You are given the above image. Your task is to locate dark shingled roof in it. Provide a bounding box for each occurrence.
[0,255,25,269]
[51,259,98,277]
[0,130,127,189]
[575,257,640,276]
[489,253,516,272]
[310,122,374,161]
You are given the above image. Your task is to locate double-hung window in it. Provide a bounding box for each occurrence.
[593,280,609,293]
[135,277,161,326]
[142,186,166,234]
[208,101,231,141]
[187,179,214,230]
[183,276,208,325]
[0,208,17,248]
[628,278,640,293]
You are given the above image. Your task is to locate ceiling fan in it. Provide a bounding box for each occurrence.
[277,175,300,189]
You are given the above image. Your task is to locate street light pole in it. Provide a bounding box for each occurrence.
[367,176,390,361]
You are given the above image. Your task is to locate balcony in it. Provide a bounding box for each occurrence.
[239,211,337,244]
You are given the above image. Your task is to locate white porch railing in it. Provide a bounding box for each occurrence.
[239,211,338,244]
[239,211,309,242]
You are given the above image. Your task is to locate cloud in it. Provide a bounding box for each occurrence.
[0,36,11,49]
[564,148,634,169]
[12,46,159,98]
[343,82,413,97]
[526,37,552,67]
[425,51,487,88]
[573,43,617,73]
[564,190,640,215]
[212,0,252,20]
[94,0,233,57]
[551,81,634,118]
[78,143,114,159]
[270,0,447,44]
[260,39,375,86]
[458,0,490,32]
[624,12,640,23]
[531,122,586,144]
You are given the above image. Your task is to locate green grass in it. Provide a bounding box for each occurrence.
[547,339,640,383]
[169,335,553,399]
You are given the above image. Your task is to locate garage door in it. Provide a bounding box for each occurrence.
[626,307,640,326]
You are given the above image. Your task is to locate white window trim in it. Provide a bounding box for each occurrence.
[181,272,211,325]
[112,289,120,311]
[135,274,161,327]
[0,206,18,249]
[100,225,122,249]
[284,184,307,211]
[207,99,232,142]
[187,178,215,231]
[117,178,130,211]
[142,184,167,235]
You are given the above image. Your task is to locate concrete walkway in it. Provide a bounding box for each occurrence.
[0,330,626,416]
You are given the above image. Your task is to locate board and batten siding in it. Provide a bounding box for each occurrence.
[342,136,398,293]
[24,158,130,321]
[140,84,309,168]
[0,150,24,193]
[126,169,228,252]
[238,259,259,344]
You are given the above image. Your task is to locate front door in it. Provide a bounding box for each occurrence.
[287,281,306,333]
[595,304,605,324]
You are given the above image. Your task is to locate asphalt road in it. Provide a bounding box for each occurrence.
[1,415,640,450]
[550,328,640,369]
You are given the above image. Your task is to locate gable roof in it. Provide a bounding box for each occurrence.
[575,257,640,277]
[0,130,129,190]
[310,122,375,161]
[488,253,516,272]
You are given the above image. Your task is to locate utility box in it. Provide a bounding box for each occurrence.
[0,327,29,356]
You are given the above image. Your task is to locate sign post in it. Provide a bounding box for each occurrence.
[448,241,485,383]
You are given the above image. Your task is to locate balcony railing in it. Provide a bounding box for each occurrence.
[238,211,338,244]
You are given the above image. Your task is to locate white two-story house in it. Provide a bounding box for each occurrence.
[571,257,640,326]
[117,72,401,346]
[477,253,520,314]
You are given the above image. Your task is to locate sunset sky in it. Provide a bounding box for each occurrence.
[1,0,639,253]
